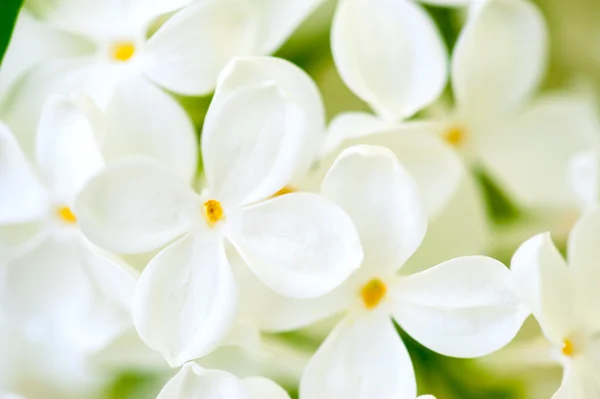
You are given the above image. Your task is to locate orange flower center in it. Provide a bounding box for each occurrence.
[202,199,224,227]
[57,206,77,224]
[360,278,387,309]
[111,41,136,62]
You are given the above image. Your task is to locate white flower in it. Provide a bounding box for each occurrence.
[157,363,290,399]
[74,57,363,367]
[330,0,600,212]
[239,145,529,399]
[0,95,137,355]
[511,208,600,398]
[2,0,320,164]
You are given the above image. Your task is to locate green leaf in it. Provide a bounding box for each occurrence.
[0,0,24,65]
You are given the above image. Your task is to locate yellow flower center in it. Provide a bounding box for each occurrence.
[57,206,77,224]
[562,339,575,357]
[111,41,136,62]
[443,125,466,147]
[360,278,387,309]
[273,185,296,197]
[202,199,224,227]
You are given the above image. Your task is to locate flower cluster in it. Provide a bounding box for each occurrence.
[1,0,599,399]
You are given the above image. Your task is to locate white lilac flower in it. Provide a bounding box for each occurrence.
[511,208,600,398]
[237,145,528,399]
[0,96,138,357]
[328,0,600,213]
[156,363,291,399]
[1,0,320,158]
[74,58,363,367]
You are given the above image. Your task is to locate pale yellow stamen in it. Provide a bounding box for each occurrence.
[443,125,466,147]
[273,185,296,197]
[202,199,224,227]
[562,339,575,357]
[57,206,77,224]
[360,278,387,309]
[111,41,136,62]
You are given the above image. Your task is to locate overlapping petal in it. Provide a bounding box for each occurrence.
[133,233,237,367]
[331,0,447,121]
[142,0,257,96]
[74,159,201,254]
[228,193,362,298]
[202,83,305,206]
[452,0,547,116]
[392,256,529,358]
[321,145,426,270]
[0,123,49,225]
[300,314,416,399]
[35,94,104,204]
[511,233,580,343]
[157,363,246,399]
[242,376,291,399]
[102,75,198,181]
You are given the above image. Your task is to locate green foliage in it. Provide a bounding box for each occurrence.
[0,0,23,65]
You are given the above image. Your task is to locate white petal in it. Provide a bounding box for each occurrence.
[157,363,247,399]
[314,122,464,218]
[228,193,362,298]
[566,208,600,330]
[553,359,600,399]
[2,59,124,155]
[74,159,200,254]
[0,123,49,224]
[142,0,257,96]
[216,56,326,175]
[232,247,348,332]
[2,233,134,352]
[128,0,194,32]
[242,377,290,399]
[568,150,599,211]
[331,0,447,120]
[511,233,579,343]
[300,314,416,399]
[0,10,92,100]
[477,93,600,208]
[102,75,198,181]
[133,233,237,366]
[202,82,306,206]
[35,94,105,204]
[324,111,390,154]
[321,145,426,271]
[452,0,547,115]
[392,256,529,358]
[250,0,323,55]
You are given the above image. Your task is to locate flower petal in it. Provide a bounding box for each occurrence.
[157,363,246,399]
[321,145,426,271]
[0,123,49,224]
[452,0,547,115]
[568,149,599,211]
[228,193,362,298]
[477,93,600,208]
[232,247,348,332]
[74,159,200,254]
[102,75,198,182]
[553,358,600,399]
[331,0,447,120]
[133,233,237,367]
[300,314,416,399]
[242,376,291,399]
[202,82,307,206]
[392,256,529,358]
[35,94,105,204]
[313,122,464,218]
[511,233,579,344]
[250,0,323,55]
[566,208,600,331]
[142,0,257,96]
[216,56,326,175]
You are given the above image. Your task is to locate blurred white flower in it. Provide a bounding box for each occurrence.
[239,145,529,399]
[74,57,363,367]
[157,363,290,399]
[511,208,600,398]
[1,0,321,157]
[0,96,138,354]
